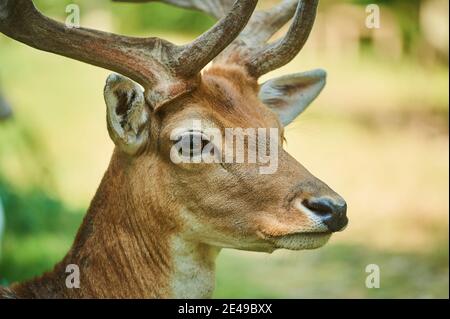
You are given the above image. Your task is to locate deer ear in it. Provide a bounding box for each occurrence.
[259,69,326,126]
[104,74,149,155]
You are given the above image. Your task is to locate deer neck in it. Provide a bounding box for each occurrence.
[11,152,219,299]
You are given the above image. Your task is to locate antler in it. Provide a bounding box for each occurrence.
[0,0,257,108]
[209,0,319,77]
[127,0,319,78]
[247,0,319,76]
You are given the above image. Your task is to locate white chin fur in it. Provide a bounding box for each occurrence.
[273,233,332,250]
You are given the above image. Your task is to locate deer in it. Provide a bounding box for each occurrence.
[0,0,348,298]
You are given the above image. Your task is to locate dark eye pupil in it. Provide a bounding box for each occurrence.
[177,134,209,158]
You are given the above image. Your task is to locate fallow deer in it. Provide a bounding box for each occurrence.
[0,0,348,298]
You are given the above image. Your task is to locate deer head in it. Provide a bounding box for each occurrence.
[0,0,348,298]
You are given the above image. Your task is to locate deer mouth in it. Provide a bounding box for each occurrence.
[268,231,332,251]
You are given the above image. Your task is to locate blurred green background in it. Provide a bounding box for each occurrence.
[0,0,448,298]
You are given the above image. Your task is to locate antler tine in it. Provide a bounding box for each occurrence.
[248,0,319,77]
[176,0,257,77]
[240,0,298,44]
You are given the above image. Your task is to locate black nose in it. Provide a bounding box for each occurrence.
[304,197,348,232]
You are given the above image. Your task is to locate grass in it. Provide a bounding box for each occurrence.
[0,30,448,297]
[215,241,449,298]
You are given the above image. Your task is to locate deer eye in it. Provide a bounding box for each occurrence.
[177,131,209,160]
